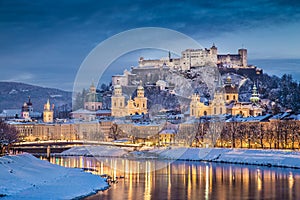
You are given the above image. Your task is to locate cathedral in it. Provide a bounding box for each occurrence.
[111,81,148,117]
[190,76,263,118]
[190,88,226,118]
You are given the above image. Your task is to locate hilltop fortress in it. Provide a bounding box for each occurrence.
[138,44,247,70]
[112,45,262,87]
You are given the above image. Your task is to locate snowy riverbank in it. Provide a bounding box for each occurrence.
[0,153,109,199]
[147,147,300,168]
[59,145,133,157]
[62,145,300,169]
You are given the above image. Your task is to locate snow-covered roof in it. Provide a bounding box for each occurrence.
[159,129,176,134]
[71,109,96,114]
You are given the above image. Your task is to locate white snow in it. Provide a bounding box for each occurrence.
[147,147,300,168]
[61,145,300,169]
[60,145,133,157]
[0,153,108,199]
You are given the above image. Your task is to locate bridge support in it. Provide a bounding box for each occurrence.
[46,145,51,160]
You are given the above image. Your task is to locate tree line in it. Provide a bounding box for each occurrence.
[194,119,300,149]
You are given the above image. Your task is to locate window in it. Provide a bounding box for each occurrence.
[233,95,236,100]
[220,108,223,114]
[214,107,216,114]
[227,95,229,100]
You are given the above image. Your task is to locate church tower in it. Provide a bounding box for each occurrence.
[250,84,260,103]
[21,102,30,120]
[224,76,239,104]
[132,81,147,115]
[43,99,54,123]
[111,81,126,117]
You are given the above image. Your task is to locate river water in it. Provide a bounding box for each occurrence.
[46,156,300,200]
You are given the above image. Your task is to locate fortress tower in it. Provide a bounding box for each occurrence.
[238,48,247,67]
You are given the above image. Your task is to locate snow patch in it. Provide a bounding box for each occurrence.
[8,89,18,95]
[147,147,300,168]
[60,145,132,157]
[50,94,63,98]
[0,153,108,199]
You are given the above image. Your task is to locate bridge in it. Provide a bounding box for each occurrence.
[11,140,143,155]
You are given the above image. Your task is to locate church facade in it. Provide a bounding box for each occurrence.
[190,76,263,118]
[111,81,148,117]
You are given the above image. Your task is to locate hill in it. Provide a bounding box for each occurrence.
[0,82,72,113]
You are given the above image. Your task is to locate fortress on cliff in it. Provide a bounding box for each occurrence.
[112,45,262,87]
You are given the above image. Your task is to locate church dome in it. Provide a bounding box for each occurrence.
[114,84,122,89]
[137,85,144,90]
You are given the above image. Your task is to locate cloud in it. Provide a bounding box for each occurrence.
[0,0,300,90]
[6,73,35,82]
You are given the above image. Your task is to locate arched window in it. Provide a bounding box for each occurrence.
[233,95,236,100]
[220,108,223,114]
[227,95,229,100]
[204,111,207,116]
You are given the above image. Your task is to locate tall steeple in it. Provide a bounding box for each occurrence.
[137,80,144,98]
[43,99,54,123]
[250,84,260,103]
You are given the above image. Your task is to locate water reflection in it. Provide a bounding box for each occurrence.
[44,156,300,200]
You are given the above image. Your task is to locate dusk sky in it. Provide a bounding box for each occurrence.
[1,0,300,91]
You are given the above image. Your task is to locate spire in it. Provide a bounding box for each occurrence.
[44,99,51,111]
[250,84,260,103]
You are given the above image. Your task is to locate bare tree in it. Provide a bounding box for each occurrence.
[287,120,298,150]
[0,121,19,156]
[265,122,275,149]
[236,123,247,148]
[195,119,209,147]
[227,118,239,148]
[271,120,283,149]
[109,123,125,141]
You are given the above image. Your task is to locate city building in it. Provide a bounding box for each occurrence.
[190,89,226,117]
[190,76,263,118]
[0,97,41,120]
[84,82,103,111]
[111,81,148,117]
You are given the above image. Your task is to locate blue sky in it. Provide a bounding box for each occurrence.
[0,0,300,90]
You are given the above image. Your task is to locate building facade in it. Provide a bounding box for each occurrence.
[111,81,148,117]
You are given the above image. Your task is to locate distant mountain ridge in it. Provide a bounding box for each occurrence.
[0,82,72,113]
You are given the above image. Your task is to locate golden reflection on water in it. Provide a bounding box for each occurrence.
[44,156,300,200]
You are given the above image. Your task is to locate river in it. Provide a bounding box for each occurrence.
[45,156,300,200]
